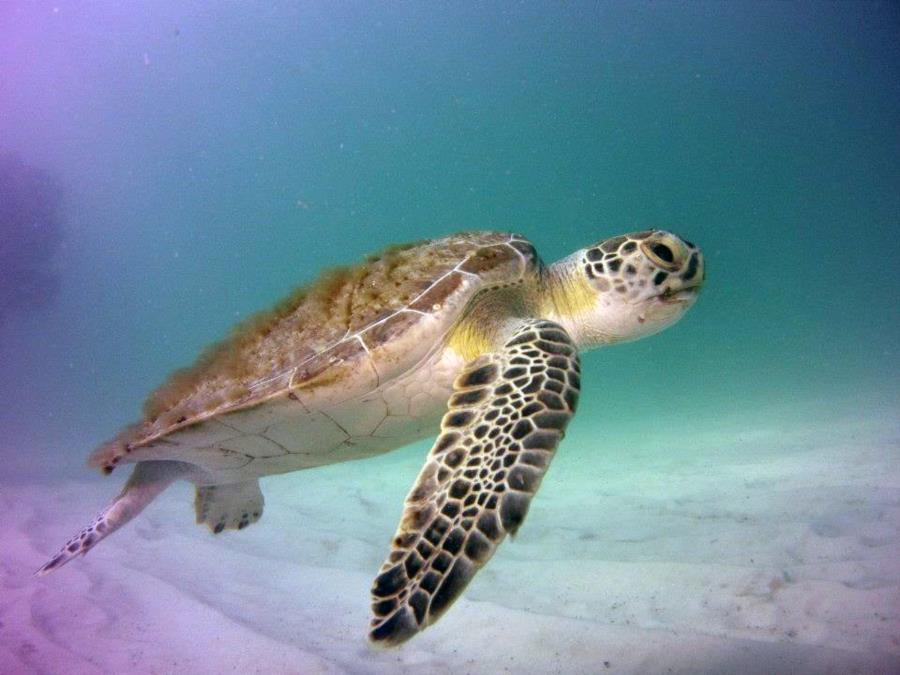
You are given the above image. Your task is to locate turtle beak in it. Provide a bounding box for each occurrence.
[659,287,699,305]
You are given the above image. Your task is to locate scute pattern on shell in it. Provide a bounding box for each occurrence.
[89,231,537,471]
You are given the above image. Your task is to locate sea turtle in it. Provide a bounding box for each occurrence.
[37,229,704,645]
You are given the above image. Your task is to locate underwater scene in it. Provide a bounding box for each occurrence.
[1,2,898,673]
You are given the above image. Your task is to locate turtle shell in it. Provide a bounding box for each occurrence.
[90,231,540,474]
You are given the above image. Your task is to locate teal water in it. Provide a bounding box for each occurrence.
[2,2,898,472]
[1,3,898,673]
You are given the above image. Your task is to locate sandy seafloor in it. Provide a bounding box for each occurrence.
[4,409,898,675]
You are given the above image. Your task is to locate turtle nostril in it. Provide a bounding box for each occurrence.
[682,252,700,281]
[650,243,674,264]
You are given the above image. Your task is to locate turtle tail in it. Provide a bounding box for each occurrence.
[35,460,187,576]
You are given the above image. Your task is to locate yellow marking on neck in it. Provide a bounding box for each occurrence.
[542,264,597,321]
[446,317,495,362]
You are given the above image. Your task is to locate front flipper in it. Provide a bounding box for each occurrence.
[369,319,580,645]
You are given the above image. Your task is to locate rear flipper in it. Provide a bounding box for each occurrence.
[35,460,188,576]
[194,480,264,534]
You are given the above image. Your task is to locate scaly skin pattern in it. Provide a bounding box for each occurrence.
[369,319,580,645]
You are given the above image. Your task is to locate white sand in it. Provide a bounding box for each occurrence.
[4,417,899,674]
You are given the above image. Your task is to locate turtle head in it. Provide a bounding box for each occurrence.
[545,230,704,349]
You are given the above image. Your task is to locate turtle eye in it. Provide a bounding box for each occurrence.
[641,236,683,271]
[650,243,674,263]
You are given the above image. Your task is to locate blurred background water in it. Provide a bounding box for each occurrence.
[2,2,897,480]
[2,2,899,672]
